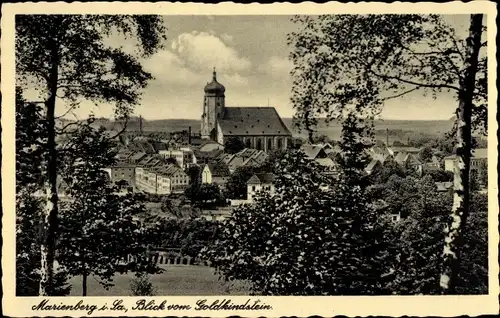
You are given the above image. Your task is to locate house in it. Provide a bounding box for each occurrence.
[300,144,338,173]
[154,165,190,194]
[107,162,136,190]
[300,144,329,160]
[135,162,189,195]
[192,149,224,165]
[218,148,269,173]
[425,155,441,169]
[201,163,231,187]
[444,148,487,174]
[128,152,148,165]
[247,173,276,203]
[365,159,384,175]
[388,146,421,157]
[158,148,195,168]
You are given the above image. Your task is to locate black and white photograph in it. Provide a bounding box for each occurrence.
[1,1,498,317]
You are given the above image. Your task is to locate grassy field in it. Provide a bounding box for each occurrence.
[68,265,251,296]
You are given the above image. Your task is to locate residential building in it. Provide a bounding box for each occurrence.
[444,148,487,174]
[247,173,276,203]
[201,163,231,187]
[107,162,136,190]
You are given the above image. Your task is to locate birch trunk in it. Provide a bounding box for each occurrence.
[39,35,60,296]
[440,14,483,294]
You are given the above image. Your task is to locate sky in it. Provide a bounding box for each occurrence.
[42,14,472,121]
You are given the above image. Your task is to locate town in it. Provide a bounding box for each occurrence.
[13,12,490,301]
[87,71,488,224]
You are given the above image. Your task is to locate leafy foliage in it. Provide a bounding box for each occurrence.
[224,137,245,154]
[201,151,393,295]
[380,178,487,294]
[288,14,486,135]
[57,122,161,295]
[185,183,225,208]
[16,15,167,119]
[16,89,71,296]
[130,272,157,296]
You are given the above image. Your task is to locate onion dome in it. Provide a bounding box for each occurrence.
[204,67,225,94]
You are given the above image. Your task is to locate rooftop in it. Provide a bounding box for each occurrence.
[218,107,292,136]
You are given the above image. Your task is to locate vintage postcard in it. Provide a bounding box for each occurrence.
[1,1,498,317]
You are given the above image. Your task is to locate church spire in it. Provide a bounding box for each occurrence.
[213,67,217,81]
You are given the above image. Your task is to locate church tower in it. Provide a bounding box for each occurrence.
[201,68,225,139]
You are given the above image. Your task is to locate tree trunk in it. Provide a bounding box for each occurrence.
[39,34,61,296]
[440,14,483,294]
[82,272,88,296]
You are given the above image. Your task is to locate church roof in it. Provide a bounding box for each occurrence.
[204,69,225,94]
[218,107,292,136]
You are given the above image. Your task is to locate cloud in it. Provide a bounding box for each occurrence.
[220,33,234,45]
[259,56,293,80]
[171,31,251,73]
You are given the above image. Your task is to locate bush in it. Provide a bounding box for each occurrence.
[130,272,157,296]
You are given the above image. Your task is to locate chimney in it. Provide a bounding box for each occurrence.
[386,128,389,146]
[188,126,192,145]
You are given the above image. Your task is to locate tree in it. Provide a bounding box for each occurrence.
[57,122,161,296]
[16,15,167,295]
[186,165,202,185]
[201,151,394,295]
[419,146,434,162]
[223,166,258,199]
[16,88,71,295]
[130,272,157,296]
[336,112,373,187]
[288,14,486,293]
[224,137,245,154]
[185,183,224,208]
[165,157,178,166]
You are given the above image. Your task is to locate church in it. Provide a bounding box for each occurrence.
[201,69,292,152]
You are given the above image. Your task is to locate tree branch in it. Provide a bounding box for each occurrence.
[380,87,420,102]
[55,103,80,120]
[368,69,461,92]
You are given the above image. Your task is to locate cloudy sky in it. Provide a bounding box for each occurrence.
[52,14,471,121]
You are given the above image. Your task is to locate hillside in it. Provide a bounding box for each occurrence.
[95,117,454,141]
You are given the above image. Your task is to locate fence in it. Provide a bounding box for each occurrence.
[125,248,210,266]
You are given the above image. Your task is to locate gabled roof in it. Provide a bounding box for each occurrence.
[394,152,408,164]
[156,164,184,177]
[218,107,292,136]
[300,144,327,159]
[366,159,383,172]
[247,173,276,185]
[151,141,168,152]
[316,157,337,167]
[206,163,231,178]
[129,152,148,162]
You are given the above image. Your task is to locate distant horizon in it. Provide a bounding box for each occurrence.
[78,115,454,122]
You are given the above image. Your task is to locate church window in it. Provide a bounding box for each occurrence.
[257,139,262,150]
[245,139,251,148]
[252,186,256,191]
[267,138,272,151]
[277,138,283,149]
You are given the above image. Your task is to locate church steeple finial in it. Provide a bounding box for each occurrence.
[213,67,217,81]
